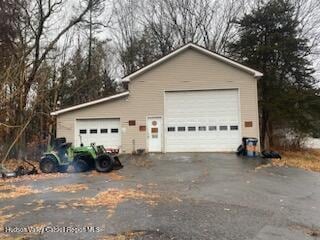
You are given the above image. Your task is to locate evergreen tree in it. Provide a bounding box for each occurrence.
[119,27,171,75]
[229,0,320,148]
[59,40,116,107]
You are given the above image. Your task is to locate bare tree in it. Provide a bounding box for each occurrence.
[0,0,103,161]
[139,0,246,53]
[112,0,142,75]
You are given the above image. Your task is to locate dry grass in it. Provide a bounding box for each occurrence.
[281,149,320,172]
[100,231,146,240]
[0,214,14,230]
[0,235,27,240]
[2,159,40,172]
[0,172,71,183]
[56,202,68,209]
[256,149,320,172]
[87,171,125,180]
[1,170,124,184]
[0,205,15,234]
[0,184,40,200]
[73,188,160,217]
[50,183,88,193]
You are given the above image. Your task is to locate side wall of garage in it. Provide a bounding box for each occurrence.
[56,48,260,153]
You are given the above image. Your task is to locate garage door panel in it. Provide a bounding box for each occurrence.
[165,90,240,152]
[75,119,121,148]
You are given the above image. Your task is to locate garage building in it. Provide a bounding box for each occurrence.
[51,43,263,153]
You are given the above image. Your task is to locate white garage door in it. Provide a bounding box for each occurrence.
[75,118,121,148]
[164,90,241,152]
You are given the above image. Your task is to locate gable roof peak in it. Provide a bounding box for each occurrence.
[122,43,263,82]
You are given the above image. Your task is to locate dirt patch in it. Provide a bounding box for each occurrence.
[73,188,160,217]
[256,149,320,172]
[49,183,88,193]
[0,184,40,200]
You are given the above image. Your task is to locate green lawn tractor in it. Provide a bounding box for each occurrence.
[39,138,123,173]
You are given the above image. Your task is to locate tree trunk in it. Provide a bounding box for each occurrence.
[261,107,270,150]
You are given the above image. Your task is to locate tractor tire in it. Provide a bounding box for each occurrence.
[73,157,89,172]
[58,165,69,173]
[95,154,113,172]
[112,156,123,170]
[236,145,245,156]
[40,156,58,173]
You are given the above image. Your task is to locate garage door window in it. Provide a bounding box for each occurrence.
[90,129,98,134]
[188,126,196,131]
[178,127,186,132]
[230,125,239,131]
[79,129,87,134]
[111,128,119,133]
[168,127,175,132]
[209,126,217,131]
[219,126,228,131]
[198,126,206,131]
[100,129,108,133]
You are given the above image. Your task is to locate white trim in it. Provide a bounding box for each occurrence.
[164,87,239,93]
[163,91,167,153]
[254,80,261,150]
[237,88,242,144]
[51,92,129,116]
[122,43,263,82]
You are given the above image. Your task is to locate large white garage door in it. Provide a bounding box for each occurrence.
[164,90,241,152]
[75,118,121,148]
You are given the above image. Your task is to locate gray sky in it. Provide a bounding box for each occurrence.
[51,0,320,83]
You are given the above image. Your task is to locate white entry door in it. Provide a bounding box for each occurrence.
[147,117,162,152]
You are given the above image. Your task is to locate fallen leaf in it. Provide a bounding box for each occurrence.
[0,184,40,199]
[49,184,88,193]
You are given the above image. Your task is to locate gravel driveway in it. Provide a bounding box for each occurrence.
[0,153,319,240]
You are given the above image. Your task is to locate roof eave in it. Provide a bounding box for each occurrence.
[254,72,264,78]
[50,91,129,116]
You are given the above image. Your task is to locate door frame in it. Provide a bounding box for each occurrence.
[146,116,163,152]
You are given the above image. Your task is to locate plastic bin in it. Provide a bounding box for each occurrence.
[243,137,258,157]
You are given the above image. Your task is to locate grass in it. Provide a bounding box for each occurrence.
[261,149,320,172]
[281,149,320,172]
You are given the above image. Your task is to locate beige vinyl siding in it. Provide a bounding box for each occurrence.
[56,48,260,153]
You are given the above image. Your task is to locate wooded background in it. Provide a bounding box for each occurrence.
[0,0,320,160]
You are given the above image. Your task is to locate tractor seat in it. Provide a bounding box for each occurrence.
[57,143,72,161]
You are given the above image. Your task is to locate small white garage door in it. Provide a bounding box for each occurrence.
[164,89,241,152]
[75,118,121,148]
